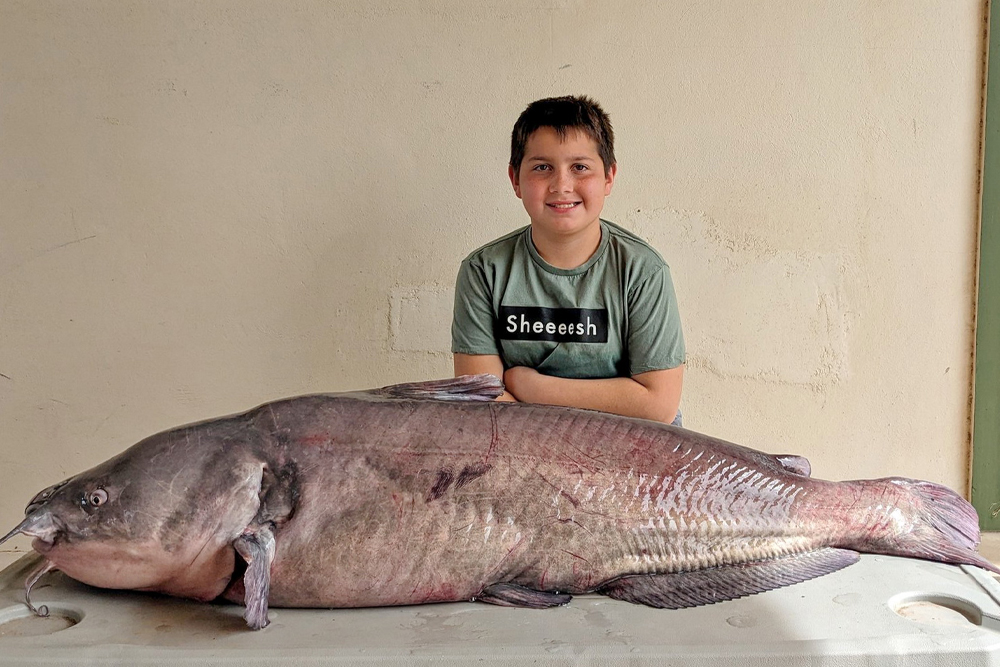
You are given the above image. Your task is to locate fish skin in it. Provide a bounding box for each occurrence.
[1,375,995,629]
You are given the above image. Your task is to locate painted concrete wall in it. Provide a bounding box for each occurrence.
[0,1,987,557]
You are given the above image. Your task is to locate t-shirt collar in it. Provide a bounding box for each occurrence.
[524,220,610,276]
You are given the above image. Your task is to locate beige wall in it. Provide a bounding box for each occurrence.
[0,1,987,555]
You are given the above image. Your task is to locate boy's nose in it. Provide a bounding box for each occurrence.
[549,169,574,192]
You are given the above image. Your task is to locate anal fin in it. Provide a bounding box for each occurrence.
[477,582,572,608]
[598,547,859,609]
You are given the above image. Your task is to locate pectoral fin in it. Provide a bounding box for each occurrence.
[233,525,276,630]
[597,548,859,608]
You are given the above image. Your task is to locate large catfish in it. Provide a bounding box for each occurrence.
[1,375,995,630]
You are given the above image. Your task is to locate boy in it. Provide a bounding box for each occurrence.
[451,96,685,425]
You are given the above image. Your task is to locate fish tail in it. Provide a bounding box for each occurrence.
[849,477,999,574]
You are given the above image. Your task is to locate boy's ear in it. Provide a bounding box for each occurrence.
[604,163,618,196]
[508,164,522,199]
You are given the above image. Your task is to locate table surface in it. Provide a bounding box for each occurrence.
[1,552,999,666]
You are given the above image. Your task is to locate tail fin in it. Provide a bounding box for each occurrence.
[859,478,1000,574]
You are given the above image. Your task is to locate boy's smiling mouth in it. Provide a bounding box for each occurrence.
[548,201,581,209]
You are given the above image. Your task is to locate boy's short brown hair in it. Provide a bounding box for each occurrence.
[510,95,616,176]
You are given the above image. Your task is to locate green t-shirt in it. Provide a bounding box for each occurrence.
[451,219,685,379]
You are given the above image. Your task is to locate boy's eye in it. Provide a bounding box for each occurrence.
[532,164,551,172]
[573,164,589,172]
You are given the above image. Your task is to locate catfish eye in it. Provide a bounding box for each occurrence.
[88,489,108,507]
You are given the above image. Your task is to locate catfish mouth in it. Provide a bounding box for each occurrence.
[31,536,57,555]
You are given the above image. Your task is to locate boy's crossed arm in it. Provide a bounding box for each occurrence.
[454,353,683,423]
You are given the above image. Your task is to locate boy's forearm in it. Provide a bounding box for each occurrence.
[503,366,683,423]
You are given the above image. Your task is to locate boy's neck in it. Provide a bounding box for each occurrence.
[530,220,603,270]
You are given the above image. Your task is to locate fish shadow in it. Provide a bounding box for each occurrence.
[23,573,250,639]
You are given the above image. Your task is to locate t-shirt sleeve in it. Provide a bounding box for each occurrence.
[451,258,500,356]
[627,263,686,375]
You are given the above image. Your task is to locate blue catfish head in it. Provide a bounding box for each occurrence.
[1,418,268,601]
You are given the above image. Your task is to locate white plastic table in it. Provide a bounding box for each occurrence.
[1,553,999,666]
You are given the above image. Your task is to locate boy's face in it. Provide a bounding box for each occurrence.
[509,126,616,241]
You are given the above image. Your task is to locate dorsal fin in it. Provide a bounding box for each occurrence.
[375,374,504,402]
